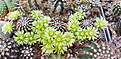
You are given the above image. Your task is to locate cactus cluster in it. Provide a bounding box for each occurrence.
[0,0,120,59]
[19,45,38,59]
[16,17,33,32]
[0,38,19,59]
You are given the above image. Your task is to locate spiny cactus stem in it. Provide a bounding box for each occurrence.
[52,0,64,15]
[60,0,64,15]
[27,0,32,10]
[16,1,26,14]
[34,46,41,59]
[34,0,40,9]
[52,0,59,13]
[68,44,84,57]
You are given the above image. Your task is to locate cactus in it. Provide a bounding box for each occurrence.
[113,2,121,17]
[77,41,117,59]
[0,38,20,59]
[19,45,39,59]
[4,0,17,11]
[0,21,11,38]
[0,0,8,18]
[50,19,68,32]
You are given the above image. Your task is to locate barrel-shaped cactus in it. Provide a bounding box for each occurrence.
[77,41,117,59]
[0,0,8,18]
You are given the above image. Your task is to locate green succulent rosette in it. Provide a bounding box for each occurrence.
[41,27,75,54]
[95,17,109,29]
[69,11,86,21]
[25,32,38,45]
[31,10,44,20]
[14,31,26,45]
[86,26,99,40]
[8,11,20,20]
[2,21,14,34]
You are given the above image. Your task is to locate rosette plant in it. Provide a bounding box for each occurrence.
[14,31,26,45]
[67,20,80,32]
[78,28,87,41]
[31,10,44,20]
[25,32,38,45]
[8,11,20,20]
[2,21,14,34]
[14,31,38,45]
[86,26,99,40]
[32,15,51,39]
[32,16,50,32]
[67,11,108,41]
[69,11,86,21]
[95,17,109,29]
[40,27,75,54]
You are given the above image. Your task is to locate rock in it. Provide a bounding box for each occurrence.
[0,21,11,38]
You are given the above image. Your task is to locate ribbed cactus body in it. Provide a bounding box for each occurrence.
[77,41,117,59]
[0,0,8,17]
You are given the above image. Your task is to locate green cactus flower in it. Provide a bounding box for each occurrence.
[95,17,109,29]
[41,38,53,47]
[25,32,37,45]
[14,31,37,45]
[67,20,82,40]
[32,20,43,31]
[2,21,13,34]
[8,11,20,20]
[69,11,86,21]
[86,26,99,40]
[43,16,51,23]
[14,31,26,45]
[32,20,47,32]
[31,10,44,20]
